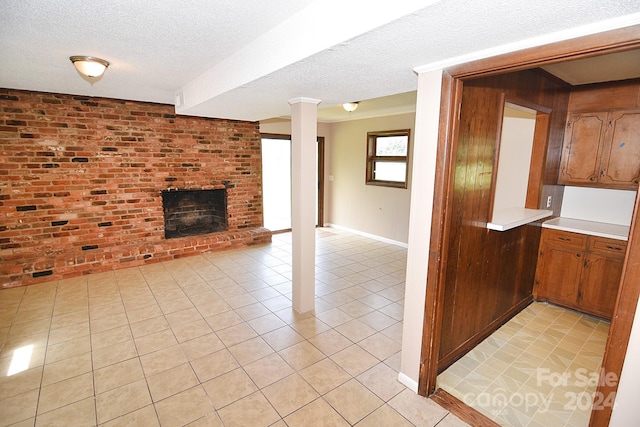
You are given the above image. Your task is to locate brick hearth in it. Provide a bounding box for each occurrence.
[0,89,271,288]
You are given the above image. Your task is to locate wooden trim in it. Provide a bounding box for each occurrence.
[431,389,501,427]
[487,93,507,221]
[446,25,640,79]
[526,113,552,208]
[317,136,325,227]
[590,188,640,426]
[418,71,460,396]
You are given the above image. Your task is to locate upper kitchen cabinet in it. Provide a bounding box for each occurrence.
[558,79,640,190]
[600,109,640,187]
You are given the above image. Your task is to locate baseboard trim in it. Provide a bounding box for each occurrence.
[325,224,408,248]
[397,372,419,392]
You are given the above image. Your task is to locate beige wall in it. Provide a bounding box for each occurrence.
[326,113,415,244]
[260,114,414,244]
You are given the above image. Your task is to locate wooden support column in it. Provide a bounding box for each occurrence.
[288,97,320,314]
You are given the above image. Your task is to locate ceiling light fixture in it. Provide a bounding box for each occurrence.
[342,102,359,112]
[69,55,110,78]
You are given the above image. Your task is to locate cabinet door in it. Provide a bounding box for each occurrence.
[558,112,608,185]
[599,109,640,189]
[535,242,583,307]
[579,252,624,319]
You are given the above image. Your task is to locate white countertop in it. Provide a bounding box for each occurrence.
[542,217,630,241]
[487,207,554,231]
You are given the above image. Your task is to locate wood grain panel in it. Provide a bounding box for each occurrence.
[437,69,570,366]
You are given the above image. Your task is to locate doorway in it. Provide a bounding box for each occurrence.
[261,134,324,232]
[419,27,640,427]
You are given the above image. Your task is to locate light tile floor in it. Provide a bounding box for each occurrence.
[438,302,609,427]
[0,228,468,427]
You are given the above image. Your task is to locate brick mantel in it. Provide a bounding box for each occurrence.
[0,89,270,288]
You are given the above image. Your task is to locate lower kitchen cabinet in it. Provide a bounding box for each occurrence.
[534,228,627,319]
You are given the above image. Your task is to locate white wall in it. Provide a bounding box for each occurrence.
[492,106,536,213]
[326,113,415,244]
[560,186,636,226]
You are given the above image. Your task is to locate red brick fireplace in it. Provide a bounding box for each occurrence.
[0,89,271,288]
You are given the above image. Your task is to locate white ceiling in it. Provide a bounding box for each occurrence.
[1,0,639,123]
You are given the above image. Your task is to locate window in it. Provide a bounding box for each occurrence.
[366,129,410,188]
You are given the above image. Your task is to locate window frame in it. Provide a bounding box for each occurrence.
[365,129,411,189]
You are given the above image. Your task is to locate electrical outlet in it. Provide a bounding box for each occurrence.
[546,195,552,208]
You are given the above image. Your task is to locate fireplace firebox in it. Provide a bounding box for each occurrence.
[161,189,227,239]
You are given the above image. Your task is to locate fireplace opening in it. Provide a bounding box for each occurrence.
[161,189,228,239]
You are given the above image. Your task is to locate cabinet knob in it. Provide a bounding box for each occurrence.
[576,253,581,258]
[589,176,595,181]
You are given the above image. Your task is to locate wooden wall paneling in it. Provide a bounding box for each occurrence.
[568,79,640,112]
[436,69,571,367]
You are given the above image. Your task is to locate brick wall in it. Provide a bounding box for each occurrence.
[0,89,271,288]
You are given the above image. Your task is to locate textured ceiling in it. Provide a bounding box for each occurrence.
[1,0,639,122]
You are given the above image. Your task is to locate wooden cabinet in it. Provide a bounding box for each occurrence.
[534,228,626,319]
[558,109,640,189]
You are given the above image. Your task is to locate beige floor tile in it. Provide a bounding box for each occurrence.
[290,317,331,339]
[100,405,160,427]
[244,353,295,389]
[0,388,39,426]
[123,303,163,324]
[35,396,96,427]
[246,313,286,335]
[47,321,90,346]
[130,316,170,339]
[331,345,379,376]
[37,371,94,415]
[279,341,325,370]
[165,307,202,329]
[45,335,91,364]
[41,351,92,386]
[93,357,144,394]
[357,362,406,401]
[217,391,280,427]
[90,312,129,334]
[190,348,239,382]
[228,336,274,366]
[172,319,213,343]
[134,328,178,355]
[433,413,471,427]
[261,325,305,351]
[234,302,270,321]
[92,339,138,370]
[204,310,243,331]
[0,366,43,400]
[299,358,352,395]
[215,322,257,347]
[335,319,377,343]
[91,324,132,351]
[180,333,225,361]
[50,309,89,330]
[355,404,413,427]
[284,397,350,427]
[325,379,384,424]
[315,308,354,328]
[308,329,352,356]
[147,362,199,402]
[262,373,319,417]
[203,368,257,409]
[358,332,401,361]
[140,344,188,376]
[95,378,152,424]
[155,385,215,427]
[388,389,449,427]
